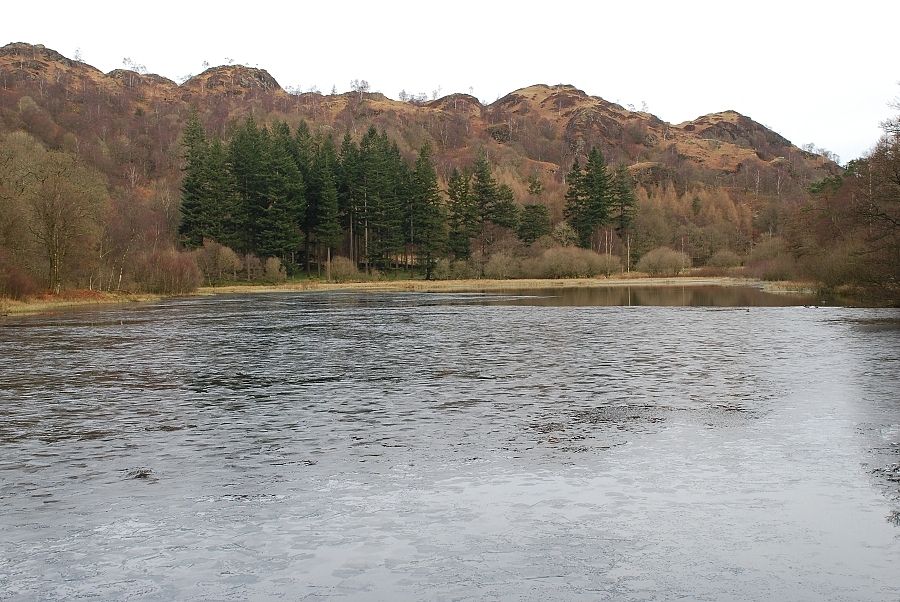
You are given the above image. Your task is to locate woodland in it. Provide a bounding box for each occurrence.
[0,43,897,303]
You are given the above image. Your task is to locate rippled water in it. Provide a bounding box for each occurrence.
[1,288,899,600]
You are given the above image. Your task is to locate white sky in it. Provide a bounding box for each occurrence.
[2,0,897,163]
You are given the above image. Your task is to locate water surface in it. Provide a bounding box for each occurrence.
[1,289,898,600]
[472,284,814,306]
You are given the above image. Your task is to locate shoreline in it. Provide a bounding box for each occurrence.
[196,275,810,296]
[2,276,816,317]
[0,292,161,317]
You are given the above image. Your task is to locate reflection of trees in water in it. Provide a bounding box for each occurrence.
[492,285,811,307]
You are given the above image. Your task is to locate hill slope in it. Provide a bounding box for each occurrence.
[0,42,835,198]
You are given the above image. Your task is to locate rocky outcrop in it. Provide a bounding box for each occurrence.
[181,65,282,96]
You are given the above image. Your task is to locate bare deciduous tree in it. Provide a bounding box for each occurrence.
[27,151,107,293]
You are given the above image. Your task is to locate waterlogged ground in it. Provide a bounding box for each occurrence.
[1,287,898,600]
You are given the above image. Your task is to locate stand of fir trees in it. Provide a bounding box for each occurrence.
[178,115,455,278]
[178,115,593,281]
[563,147,637,269]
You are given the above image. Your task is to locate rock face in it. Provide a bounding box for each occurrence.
[107,69,178,89]
[0,42,90,71]
[0,42,106,87]
[181,65,282,96]
[680,110,792,159]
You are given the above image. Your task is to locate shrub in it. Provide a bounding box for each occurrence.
[243,254,263,281]
[0,265,38,299]
[264,257,287,283]
[530,235,557,251]
[745,237,798,281]
[551,222,578,247]
[798,244,860,288]
[636,246,691,276]
[484,252,521,279]
[594,253,623,277]
[432,259,452,280]
[747,237,787,264]
[193,239,242,284]
[328,256,361,282]
[745,254,798,281]
[521,247,618,279]
[707,249,742,268]
[433,258,477,280]
[135,249,201,294]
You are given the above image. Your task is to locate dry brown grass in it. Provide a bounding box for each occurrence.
[1,291,160,316]
[198,275,788,295]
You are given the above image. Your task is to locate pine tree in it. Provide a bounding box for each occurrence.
[471,152,498,227]
[293,120,313,175]
[377,138,407,266]
[314,158,342,279]
[204,138,237,247]
[178,110,209,248]
[518,204,551,244]
[493,184,520,231]
[611,165,636,236]
[563,159,590,247]
[564,148,612,249]
[338,132,362,263]
[410,143,447,278]
[470,151,500,258]
[447,168,474,259]
[259,121,305,264]
[584,147,612,245]
[611,165,637,270]
[359,129,405,269]
[229,116,271,255]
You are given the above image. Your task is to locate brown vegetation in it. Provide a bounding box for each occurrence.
[636,247,692,277]
[1,42,892,304]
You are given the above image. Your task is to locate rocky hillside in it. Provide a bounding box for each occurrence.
[0,42,836,207]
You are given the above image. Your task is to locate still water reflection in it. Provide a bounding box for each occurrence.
[0,289,898,600]
[475,284,813,306]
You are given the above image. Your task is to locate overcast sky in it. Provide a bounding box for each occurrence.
[2,0,897,163]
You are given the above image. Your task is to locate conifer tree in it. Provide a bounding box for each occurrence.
[338,132,362,263]
[178,110,209,248]
[611,165,636,236]
[583,147,612,241]
[409,143,447,278]
[447,168,474,259]
[518,204,551,244]
[260,121,306,264]
[293,120,314,179]
[229,116,271,255]
[493,184,520,231]
[204,138,237,246]
[358,129,406,269]
[470,151,501,258]
[563,159,589,247]
[611,164,637,270]
[565,148,612,249]
[471,152,499,228]
[314,156,342,279]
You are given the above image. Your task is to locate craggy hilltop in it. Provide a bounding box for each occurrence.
[2,42,896,303]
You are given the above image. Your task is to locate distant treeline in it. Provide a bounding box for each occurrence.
[0,108,897,302]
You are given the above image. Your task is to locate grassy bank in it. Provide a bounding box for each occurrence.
[0,290,160,316]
